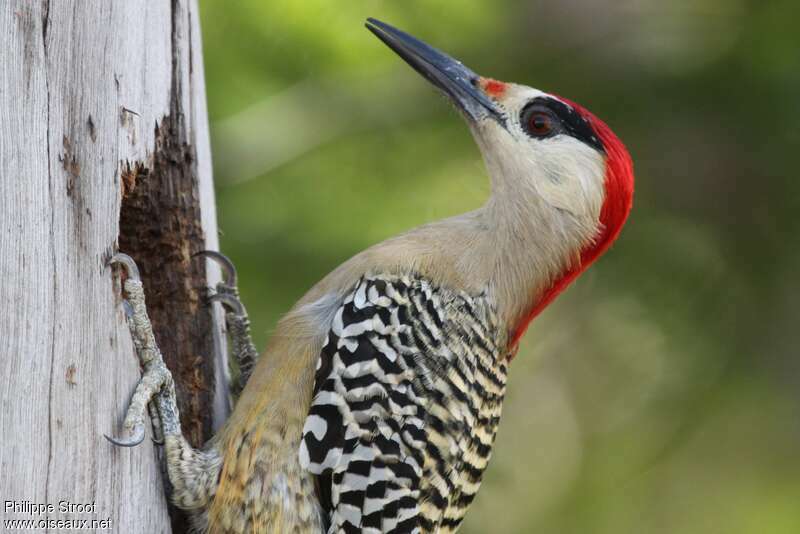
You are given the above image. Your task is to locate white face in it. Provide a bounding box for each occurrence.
[471,83,607,225]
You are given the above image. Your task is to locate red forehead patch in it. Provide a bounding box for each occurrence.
[480,78,507,98]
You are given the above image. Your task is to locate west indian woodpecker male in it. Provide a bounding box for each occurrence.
[107,18,633,534]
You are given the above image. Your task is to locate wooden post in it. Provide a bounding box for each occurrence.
[0,1,226,531]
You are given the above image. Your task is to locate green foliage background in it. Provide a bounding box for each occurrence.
[199,1,800,532]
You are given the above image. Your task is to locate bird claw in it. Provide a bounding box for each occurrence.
[196,250,248,316]
[148,402,165,445]
[104,424,145,448]
[110,253,141,321]
[194,250,237,287]
[108,252,141,281]
[105,360,171,449]
[207,292,245,316]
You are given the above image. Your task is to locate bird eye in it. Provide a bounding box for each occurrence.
[521,106,557,138]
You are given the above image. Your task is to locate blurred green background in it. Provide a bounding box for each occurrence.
[199,1,800,532]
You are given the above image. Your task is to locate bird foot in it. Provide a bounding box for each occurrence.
[194,250,259,396]
[105,253,179,447]
[194,250,240,300]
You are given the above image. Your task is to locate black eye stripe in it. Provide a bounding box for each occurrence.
[521,97,604,153]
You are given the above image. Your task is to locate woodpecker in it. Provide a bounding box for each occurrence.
[107,18,633,534]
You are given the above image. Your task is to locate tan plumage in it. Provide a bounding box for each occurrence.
[206,120,606,528]
[108,19,633,534]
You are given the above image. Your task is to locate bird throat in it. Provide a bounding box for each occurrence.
[508,102,634,355]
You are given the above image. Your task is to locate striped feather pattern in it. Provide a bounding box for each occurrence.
[299,274,508,533]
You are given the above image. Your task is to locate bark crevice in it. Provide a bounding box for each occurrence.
[118,114,215,449]
[40,0,56,512]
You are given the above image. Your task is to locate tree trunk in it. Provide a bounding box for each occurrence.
[0,1,227,532]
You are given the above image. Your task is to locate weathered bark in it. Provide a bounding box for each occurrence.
[0,1,226,532]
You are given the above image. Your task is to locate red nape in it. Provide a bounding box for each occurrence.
[508,98,634,353]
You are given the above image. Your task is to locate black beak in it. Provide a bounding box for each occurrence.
[365,18,505,126]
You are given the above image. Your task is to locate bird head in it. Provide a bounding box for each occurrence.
[366,19,634,347]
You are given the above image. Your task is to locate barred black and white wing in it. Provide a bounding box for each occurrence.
[299,274,509,534]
